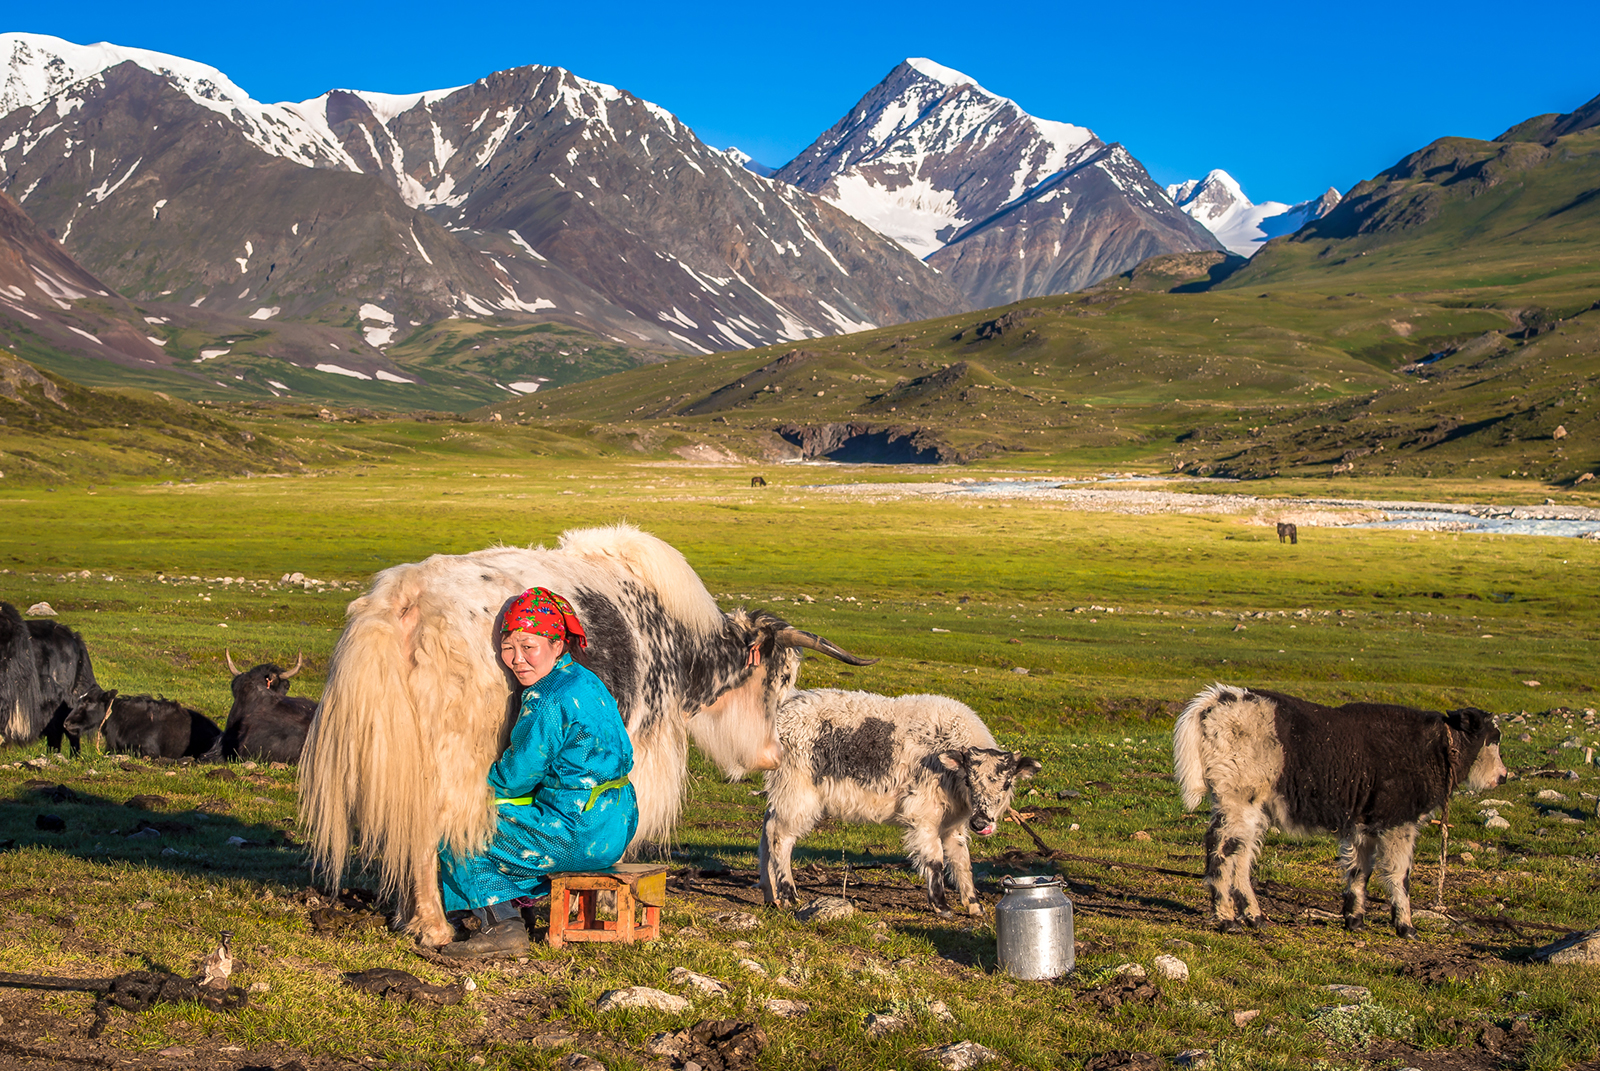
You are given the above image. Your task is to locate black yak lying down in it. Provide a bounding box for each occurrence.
[64,692,222,759]
[1174,684,1506,937]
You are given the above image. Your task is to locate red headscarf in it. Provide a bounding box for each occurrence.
[502,587,588,650]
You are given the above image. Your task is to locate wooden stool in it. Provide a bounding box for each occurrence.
[546,863,668,948]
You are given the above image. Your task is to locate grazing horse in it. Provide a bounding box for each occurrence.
[1277,522,1298,544]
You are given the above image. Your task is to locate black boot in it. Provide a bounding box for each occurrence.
[437,902,530,960]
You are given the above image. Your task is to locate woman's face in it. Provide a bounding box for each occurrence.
[501,630,565,686]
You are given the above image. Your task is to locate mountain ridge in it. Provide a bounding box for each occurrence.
[774,59,1223,307]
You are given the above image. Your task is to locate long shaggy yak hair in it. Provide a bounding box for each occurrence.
[298,524,776,939]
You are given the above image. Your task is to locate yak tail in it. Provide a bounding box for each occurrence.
[299,560,507,900]
[0,603,40,745]
[1173,683,1236,811]
[626,708,688,855]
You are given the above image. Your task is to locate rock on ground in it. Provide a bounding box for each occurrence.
[1111,962,1147,979]
[865,1012,909,1037]
[736,958,767,976]
[559,1055,604,1071]
[762,998,809,1017]
[710,911,760,932]
[669,967,729,997]
[796,896,855,923]
[1153,955,1188,981]
[1532,927,1600,965]
[595,986,691,1013]
[917,1040,998,1069]
[1322,984,1369,1001]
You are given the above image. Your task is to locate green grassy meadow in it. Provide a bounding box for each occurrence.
[1,459,1597,1069]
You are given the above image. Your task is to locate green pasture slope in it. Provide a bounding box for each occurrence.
[1,461,1597,1069]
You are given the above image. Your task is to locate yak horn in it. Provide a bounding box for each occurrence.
[280,651,305,679]
[774,628,879,666]
[225,649,241,675]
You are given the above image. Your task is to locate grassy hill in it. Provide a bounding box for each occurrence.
[494,104,1600,484]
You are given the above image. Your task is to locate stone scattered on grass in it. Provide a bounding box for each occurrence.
[1485,816,1511,830]
[865,1012,909,1037]
[1111,963,1146,979]
[1479,798,1511,807]
[1174,1049,1210,1068]
[737,958,767,976]
[645,1032,684,1058]
[796,897,855,923]
[772,975,800,990]
[1323,984,1370,1001]
[1531,926,1600,965]
[1536,789,1569,803]
[595,986,691,1014]
[1233,1009,1261,1027]
[928,999,955,1023]
[1153,955,1188,981]
[669,967,729,997]
[1131,830,1152,842]
[26,602,56,616]
[710,911,760,932]
[559,1055,603,1071]
[762,998,809,1017]
[917,1040,998,1069]
[537,1030,582,1050]
[675,925,706,938]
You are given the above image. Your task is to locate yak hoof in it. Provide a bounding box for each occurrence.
[1395,923,1418,939]
[1342,914,1366,932]
[1243,914,1266,930]
[966,901,982,917]
[1216,918,1244,934]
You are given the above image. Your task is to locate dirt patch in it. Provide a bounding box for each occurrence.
[1078,979,1161,1014]
[1080,1052,1165,1071]
[1367,1016,1535,1070]
[645,1018,768,1071]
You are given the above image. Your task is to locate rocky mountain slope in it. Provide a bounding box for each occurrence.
[0,32,960,364]
[1166,170,1340,256]
[0,186,169,371]
[774,58,1222,306]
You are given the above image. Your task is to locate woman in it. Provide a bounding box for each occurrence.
[436,587,638,959]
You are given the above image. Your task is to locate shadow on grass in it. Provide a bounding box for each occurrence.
[0,777,306,887]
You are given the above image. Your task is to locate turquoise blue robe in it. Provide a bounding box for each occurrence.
[439,653,638,911]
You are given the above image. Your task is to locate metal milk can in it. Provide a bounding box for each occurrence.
[994,874,1074,980]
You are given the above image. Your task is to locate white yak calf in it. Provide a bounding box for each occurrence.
[759,689,1040,917]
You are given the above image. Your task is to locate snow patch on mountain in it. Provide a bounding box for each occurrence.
[1166,170,1341,256]
[725,147,775,177]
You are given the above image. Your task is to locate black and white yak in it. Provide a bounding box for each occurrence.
[1174,683,1507,937]
[759,689,1039,917]
[298,524,875,946]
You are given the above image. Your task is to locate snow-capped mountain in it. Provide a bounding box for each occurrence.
[0,33,959,358]
[725,148,775,178]
[776,59,1221,305]
[1166,170,1342,256]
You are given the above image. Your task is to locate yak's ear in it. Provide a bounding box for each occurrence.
[1445,707,1485,735]
[1014,756,1042,780]
[938,750,968,771]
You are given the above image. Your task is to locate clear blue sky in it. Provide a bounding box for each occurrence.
[15,0,1600,206]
